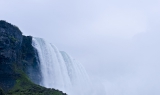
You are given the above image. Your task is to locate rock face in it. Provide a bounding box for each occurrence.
[0,20,66,95]
[21,36,42,85]
[0,21,23,92]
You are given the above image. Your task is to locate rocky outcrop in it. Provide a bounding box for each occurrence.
[0,21,23,92]
[21,36,42,85]
[0,20,66,95]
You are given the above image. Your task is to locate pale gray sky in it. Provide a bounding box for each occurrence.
[1,0,160,95]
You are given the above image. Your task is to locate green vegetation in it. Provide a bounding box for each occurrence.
[0,21,66,95]
[9,36,17,43]
[6,64,66,95]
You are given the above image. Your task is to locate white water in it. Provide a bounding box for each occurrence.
[32,37,92,95]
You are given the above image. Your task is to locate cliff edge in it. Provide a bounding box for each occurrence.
[0,20,66,95]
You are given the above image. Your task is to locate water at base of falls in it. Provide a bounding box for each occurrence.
[32,37,92,95]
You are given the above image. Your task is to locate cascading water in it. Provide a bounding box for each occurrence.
[60,51,92,95]
[32,37,92,95]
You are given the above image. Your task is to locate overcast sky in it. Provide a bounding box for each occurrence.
[1,0,160,95]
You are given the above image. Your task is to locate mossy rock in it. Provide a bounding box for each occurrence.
[6,65,66,95]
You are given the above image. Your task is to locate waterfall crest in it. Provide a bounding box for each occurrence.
[32,37,92,95]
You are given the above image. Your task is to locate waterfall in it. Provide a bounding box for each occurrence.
[32,37,92,95]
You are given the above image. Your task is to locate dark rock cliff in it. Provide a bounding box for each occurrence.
[0,21,23,92]
[0,20,66,95]
[21,36,42,85]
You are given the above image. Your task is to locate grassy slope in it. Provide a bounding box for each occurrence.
[6,64,66,95]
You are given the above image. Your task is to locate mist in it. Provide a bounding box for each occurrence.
[1,0,160,94]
